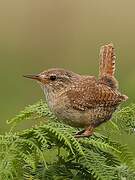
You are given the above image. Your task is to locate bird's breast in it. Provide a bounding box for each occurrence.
[44,90,87,127]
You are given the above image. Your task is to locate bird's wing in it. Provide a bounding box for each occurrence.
[67,77,123,111]
[98,43,118,90]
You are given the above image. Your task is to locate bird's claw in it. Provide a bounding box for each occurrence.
[75,127,94,138]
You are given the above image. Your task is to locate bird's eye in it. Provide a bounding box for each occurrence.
[50,75,57,81]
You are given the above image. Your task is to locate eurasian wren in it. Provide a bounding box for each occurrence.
[24,43,128,137]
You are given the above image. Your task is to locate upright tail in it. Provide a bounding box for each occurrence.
[98,43,118,90]
[99,43,116,77]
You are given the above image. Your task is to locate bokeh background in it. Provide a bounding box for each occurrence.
[0,0,135,150]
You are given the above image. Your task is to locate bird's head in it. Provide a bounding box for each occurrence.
[24,68,80,93]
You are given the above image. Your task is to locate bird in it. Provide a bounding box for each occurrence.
[24,43,128,138]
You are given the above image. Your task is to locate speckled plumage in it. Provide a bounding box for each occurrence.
[24,43,128,137]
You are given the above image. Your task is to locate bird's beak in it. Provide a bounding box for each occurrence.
[23,74,41,81]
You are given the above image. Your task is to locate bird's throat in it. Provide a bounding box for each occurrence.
[42,86,58,111]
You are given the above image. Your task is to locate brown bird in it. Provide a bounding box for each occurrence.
[24,43,128,137]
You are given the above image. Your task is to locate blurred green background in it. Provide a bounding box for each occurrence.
[0,0,135,143]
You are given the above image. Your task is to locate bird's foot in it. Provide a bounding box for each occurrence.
[75,127,94,138]
[75,129,85,135]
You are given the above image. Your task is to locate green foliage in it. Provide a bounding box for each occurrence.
[0,100,135,179]
[111,104,135,134]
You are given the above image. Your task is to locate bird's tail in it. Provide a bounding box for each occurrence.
[98,43,118,90]
[99,43,116,77]
[120,94,128,102]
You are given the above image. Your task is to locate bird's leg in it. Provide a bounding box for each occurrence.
[75,126,94,138]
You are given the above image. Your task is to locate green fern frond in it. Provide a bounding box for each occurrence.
[1,100,135,179]
[91,133,135,170]
[79,150,116,180]
[116,165,135,180]
[79,138,120,154]
[111,104,135,134]
[7,100,57,127]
